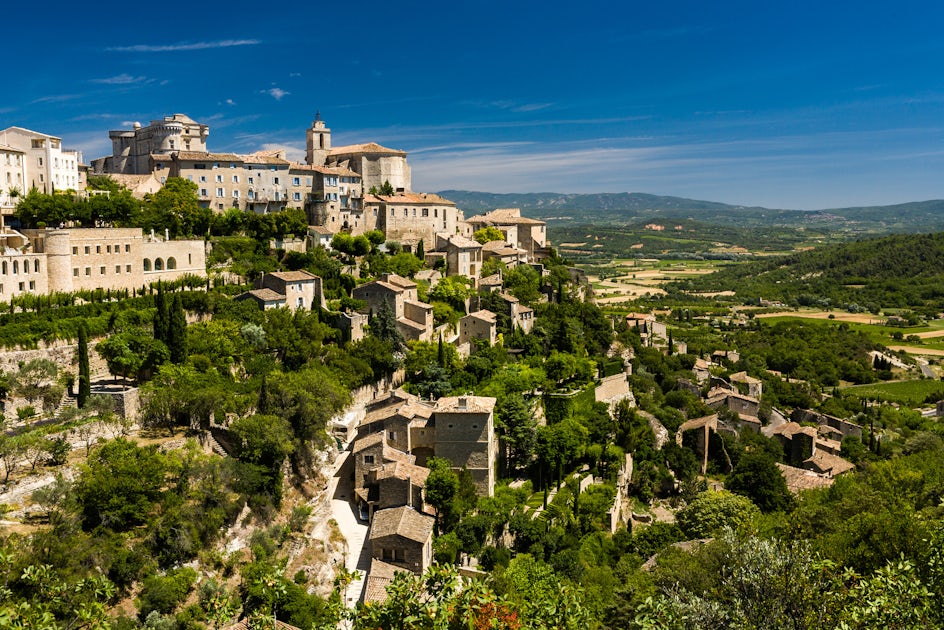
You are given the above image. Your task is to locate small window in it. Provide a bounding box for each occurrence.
[73,268,78,277]
[71,246,77,255]
[115,265,121,273]
[84,267,90,276]
[28,281,34,290]
[363,454,375,464]
[126,264,131,272]
[96,245,101,254]
[292,177,300,186]
[100,266,105,275]
[84,246,90,255]
[106,245,111,253]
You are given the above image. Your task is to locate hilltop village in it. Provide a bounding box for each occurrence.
[0,114,941,628]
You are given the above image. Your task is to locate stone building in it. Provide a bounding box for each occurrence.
[91,114,209,175]
[458,310,498,348]
[435,233,483,279]
[326,142,411,193]
[461,208,550,260]
[0,227,205,300]
[258,270,325,310]
[352,273,434,342]
[368,505,434,573]
[369,192,463,250]
[0,144,27,222]
[0,127,82,194]
[434,396,497,496]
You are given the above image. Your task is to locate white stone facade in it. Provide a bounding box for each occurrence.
[0,127,81,194]
[0,227,205,300]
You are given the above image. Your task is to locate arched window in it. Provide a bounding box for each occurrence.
[12,261,18,274]
[143,259,151,271]
[167,257,177,270]
[155,258,164,271]
[33,259,39,273]
[1,261,6,274]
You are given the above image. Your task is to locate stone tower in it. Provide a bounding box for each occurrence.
[305,112,331,166]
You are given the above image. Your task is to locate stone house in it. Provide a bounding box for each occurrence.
[435,233,483,280]
[434,396,497,497]
[369,505,435,574]
[460,208,550,261]
[729,371,763,398]
[234,288,285,310]
[352,273,434,342]
[458,309,498,348]
[257,270,326,310]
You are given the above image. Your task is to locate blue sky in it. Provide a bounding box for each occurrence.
[6,1,944,209]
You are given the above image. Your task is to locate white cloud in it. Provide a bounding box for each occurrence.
[224,99,236,106]
[108,39,261,53]
[90,74,149,85]
[263,88,289,101]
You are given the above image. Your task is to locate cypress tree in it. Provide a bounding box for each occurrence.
[437,333,445,367]
[416,239,425,261]
[153,283,169,343]
[168,293,188,364]
[257,374,269,414]
[77,322,91,409]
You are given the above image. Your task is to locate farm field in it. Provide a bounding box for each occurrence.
[755,312,944,354]
[841,379,944,406]
[584,258,730,305]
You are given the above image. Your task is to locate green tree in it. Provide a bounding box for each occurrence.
[726,451,794,513]
[12,358,62,417]
[97,329,169,383]
[425,457,459,533]
[473,226,505,244]
[676,490,760,538]
[74,438,167,531]
[167,293,188,364]
[371,297,405,352]
[77,322,91,408]
[141,177,211,238]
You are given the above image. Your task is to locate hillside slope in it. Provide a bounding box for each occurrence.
[669,231,944,313]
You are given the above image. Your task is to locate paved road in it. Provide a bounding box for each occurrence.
[916,357,937,379]
[327,448,370,607]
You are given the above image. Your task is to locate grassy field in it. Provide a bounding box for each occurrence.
[756,313,944,353]
[583,258,732,305]
[841,379,944,405]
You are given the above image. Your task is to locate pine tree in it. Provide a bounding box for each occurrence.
[77,322,91,409]
[168,293,188,364]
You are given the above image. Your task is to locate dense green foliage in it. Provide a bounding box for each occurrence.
[671,231,944,314]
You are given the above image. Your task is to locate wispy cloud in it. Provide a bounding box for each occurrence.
[31,94,83,104]
[262,87,289,101]
[90,74,150,85]
[107,39,260,53]
[466,99,555,113]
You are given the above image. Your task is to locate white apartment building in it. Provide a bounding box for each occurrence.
[0,127,81,194]
[0,145,26,223]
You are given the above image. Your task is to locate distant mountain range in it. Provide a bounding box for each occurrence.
[438,190,944,235]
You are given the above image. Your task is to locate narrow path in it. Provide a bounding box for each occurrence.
[327,448,369,607]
